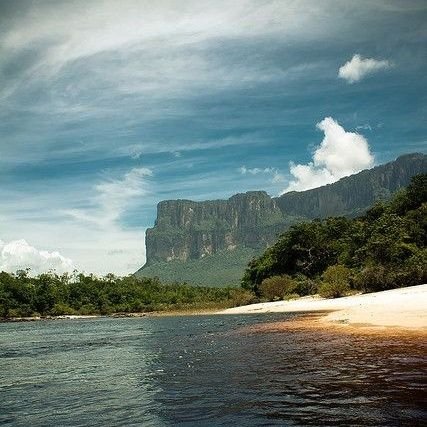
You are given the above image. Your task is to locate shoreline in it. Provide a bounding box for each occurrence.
[218,284,427,332]
[0,308,222,323]
[3,285,426,333]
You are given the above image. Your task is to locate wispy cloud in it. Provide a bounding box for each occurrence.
[121,134,269,160]
[355,123,372,131]
[338,54,391,83]
[1,1,425,275]
[239,166,285,184]
[0,1,334,69]
[0,168,153,275]
[65,167,152,228]
[282,117,374,193]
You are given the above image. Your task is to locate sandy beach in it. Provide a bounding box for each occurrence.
[218,284,427,330]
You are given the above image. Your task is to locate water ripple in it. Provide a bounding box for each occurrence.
[1,314,426,426]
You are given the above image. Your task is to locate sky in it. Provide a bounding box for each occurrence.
[0,0,426,275]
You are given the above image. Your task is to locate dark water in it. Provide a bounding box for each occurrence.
[0,314,426,426]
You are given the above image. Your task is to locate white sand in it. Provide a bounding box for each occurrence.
[218,284,427,329]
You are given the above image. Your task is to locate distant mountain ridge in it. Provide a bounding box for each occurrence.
[277,153,427,218]
[136,153,427,285]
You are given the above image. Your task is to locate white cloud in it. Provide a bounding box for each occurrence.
[355,123,372,131]
[121,134,265,160]
[0,1,332,70]
[338,54,391,83]
[0,0,361,109]
[0,239,74,275]
[60,167,152,274]
[65,167,152,228]
[239,166,285,184]
[0,167,154,276]
[271,171,286,184]
[282,117,374,193]
[0,221,146,277]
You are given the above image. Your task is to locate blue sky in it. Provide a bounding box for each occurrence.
[0,0,426,274]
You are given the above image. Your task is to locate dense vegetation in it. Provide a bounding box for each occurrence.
[242,174,427,299]
[137,247,258,286]
[0,272,254,319]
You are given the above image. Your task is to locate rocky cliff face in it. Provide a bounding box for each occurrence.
[141,153,427,273]
[145,191,297,265]
[277,153,427,218]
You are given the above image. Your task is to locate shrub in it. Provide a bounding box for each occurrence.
[318,265,351,298]
[353,265,387,292]
[322,265,352,286]
[318,281,350,298]
[354,252,427,293]
[6,307,34,318]
[293,274,317,296]
[259,275,297,301]
[228,288,256,307]
[51,303,77,316]
[78,304,97,315]
[284,293,300,301]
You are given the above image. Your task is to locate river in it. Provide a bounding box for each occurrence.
[1,314,425,426]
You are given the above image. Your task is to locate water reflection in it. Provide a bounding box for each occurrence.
[151,315,427,426]
[1,314,426,426]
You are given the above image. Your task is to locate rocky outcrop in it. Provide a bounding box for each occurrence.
[138,153,426,280]
[144,191,299,265]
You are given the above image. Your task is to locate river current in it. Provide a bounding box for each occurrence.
[1,314,426,426]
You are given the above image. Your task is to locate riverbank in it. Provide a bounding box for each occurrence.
[218,284,427,331]
[3,285,426,329]
[1,308,222,322]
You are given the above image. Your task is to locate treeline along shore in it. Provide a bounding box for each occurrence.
[1,174,426,321]
[0,273,254,319]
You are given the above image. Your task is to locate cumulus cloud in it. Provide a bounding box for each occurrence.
[282,117,374,193]
[0,239,74,275]
[338,54,391,83]
[239,166,285,183]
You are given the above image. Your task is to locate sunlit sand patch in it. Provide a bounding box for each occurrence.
[219,284,427,336]
[233,312,427,339]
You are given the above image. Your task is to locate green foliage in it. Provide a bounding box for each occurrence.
[227,288,257,307]
[138,247,258,287]
[0,271,254,319]
[293,274,317,296]
[388,174,427,215]
[259,275,297,301]
[283,293,301,301]
[318,265,352,298]
[242,174,427,295]
[322,265,351,288]
[242,217,353,293]
[318,281,350,299]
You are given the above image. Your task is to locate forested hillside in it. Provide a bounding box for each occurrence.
[242,174,427,298]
